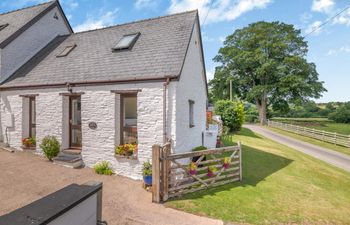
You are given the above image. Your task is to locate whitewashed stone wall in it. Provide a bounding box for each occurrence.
[0,83,165,180]
[174,20,208,153]
[0,6,71,83]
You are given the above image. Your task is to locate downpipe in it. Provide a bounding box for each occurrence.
[163,78,170,144]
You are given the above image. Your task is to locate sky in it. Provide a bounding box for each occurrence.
[1,0,349,103]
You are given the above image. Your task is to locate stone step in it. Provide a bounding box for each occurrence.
[53,153,84,169]
[62,149,82,155]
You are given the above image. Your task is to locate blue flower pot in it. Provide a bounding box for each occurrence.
[143,175,152,186]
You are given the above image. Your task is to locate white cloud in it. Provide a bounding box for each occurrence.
[219,36,226,43]
[168,0,272,25]
[305,20,323,35]
[312,0,334,13]
[327,46,350,55]
[333,9,350,26]
[202,32,215,42]
[206,67,215,80]
[134,0,157,9]
[74,9,119,32]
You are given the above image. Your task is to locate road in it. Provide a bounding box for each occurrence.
[244,124,350,173]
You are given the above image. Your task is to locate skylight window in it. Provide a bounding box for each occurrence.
[113,33,140,51]
[56,44,77,57]
[0,23,9,31]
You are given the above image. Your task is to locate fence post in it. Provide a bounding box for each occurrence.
[334,133,337,145]
[162,143,171,202]
[152,144,161,203]
[238,142,242,181]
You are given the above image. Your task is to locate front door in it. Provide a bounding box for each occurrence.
[69,96,82,148]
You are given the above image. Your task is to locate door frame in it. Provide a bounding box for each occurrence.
[69,95,82,149]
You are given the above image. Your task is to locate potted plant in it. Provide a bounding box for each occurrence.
[223,157,231,169]
[207,165,217,177]
[142,161,152,186]
[188,162,198,175]
[22,137,36,148]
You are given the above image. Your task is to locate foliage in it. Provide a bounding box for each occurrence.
[115,143,138,156]
[93,161,113,175]
[207,165,217,173]
[192,146,207,152]
[166,128,350,224]
[244,103,259,123]
[189,162,197,171]
[210,21,326,124]
[328,103,350,123]
[142,161,152,176]
[22,137,36,147]
[40,136,60,161]
[214,100,245,132]
[223,157,231,165]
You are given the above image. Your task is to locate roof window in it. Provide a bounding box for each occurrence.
[56,44,77,57]
[113,33,140,51]
[0,23,9,31]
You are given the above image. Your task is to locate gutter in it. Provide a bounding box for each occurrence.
[163,77,170,144]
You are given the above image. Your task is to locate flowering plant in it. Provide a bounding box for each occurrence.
[22,137,36,147]
[223,157,231,169]
[207,165,217,177]
[115,143,137,157]
[188,162,198,175]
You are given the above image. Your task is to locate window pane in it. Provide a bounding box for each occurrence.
[114,34,138,50]
[124,96,137,126]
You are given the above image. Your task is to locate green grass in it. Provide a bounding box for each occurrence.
[268,127,350,156]
[166,128,350,224]
[271,118,350,135]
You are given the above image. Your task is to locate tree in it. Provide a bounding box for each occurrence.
[328,102,350,123]
[210,21,326,125]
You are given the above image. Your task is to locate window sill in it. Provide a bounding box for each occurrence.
[115,154,138,161]
[22,146,36,151]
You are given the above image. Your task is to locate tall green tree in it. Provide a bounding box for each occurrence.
[210,21,326,125]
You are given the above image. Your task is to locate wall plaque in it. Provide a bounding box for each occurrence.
[88,122,97,130]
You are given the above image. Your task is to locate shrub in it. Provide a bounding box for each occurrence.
[22,137,36,147]
[215,100,245,132]
[244,104,259,123]
[94,161,113,175]
[40,136,60,161]
[192,146,207,152]
[142,161,152,176]
[328,103,350,123]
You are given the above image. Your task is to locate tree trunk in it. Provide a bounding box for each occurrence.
[256,97,268,125]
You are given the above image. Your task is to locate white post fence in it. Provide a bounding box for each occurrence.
[268,120,350,148]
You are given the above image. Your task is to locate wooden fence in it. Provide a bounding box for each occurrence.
[152,143,242,203]
[268,120,350,148]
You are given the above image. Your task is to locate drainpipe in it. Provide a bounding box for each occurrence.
[163,78,170,144]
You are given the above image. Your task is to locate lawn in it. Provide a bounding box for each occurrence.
[166,128,350,224]
[268,127,350,156]
[271,117,350,135]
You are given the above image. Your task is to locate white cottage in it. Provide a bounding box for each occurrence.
[0,1,215,179]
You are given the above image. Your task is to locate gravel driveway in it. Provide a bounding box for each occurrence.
[245,124,350,172]
[0,149,223,225]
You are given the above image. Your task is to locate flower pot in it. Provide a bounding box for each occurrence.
[207,171,215,177]
[189,169,197,175]
[143,175,152,186]
[223,163,230,169]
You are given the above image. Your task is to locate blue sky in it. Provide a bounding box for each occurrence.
[1,0,349,102]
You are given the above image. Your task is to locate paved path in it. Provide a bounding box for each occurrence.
[245,124,350,173]
[0,149,223,225]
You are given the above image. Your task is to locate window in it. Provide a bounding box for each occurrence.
[113,33,140,51]
[0,23,9,31]
[121,94,138,144]
[56,44,77,57]
[189,100,195,128]
[29,97,36,138]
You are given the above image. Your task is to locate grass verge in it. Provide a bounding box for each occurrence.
[166,128,350,224]
[268,127,350,156]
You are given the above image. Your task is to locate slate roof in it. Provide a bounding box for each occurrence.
[1,10,199,88]
[0,1,55,46]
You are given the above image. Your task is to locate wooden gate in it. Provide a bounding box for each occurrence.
[152,143,242,202]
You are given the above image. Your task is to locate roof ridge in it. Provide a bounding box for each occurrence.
[0,0,54,16]
[74,9,198,35]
